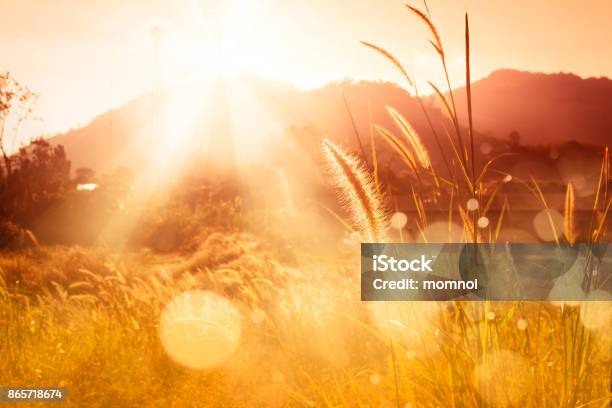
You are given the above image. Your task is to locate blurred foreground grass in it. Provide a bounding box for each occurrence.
[1,232,610,407]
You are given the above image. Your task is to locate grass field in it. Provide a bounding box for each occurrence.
[1,223,610,407]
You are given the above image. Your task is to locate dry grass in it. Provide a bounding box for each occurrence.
[323,139,388,242]
[314,3,612,407]
[565,182,576,244]
[1,240,610,406]
[1,3,610,408]
[385,106,431,170]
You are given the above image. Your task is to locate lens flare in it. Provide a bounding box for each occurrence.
[548,254,587,306]
[250,309,266,325]
[474,350,531,407]
[477,216,489,229]
[533,209,563,242]
[466,198,479,211]
[368,302,443,357]
[390,212,408,229]
[579,291,612,331]
[159,290,241,369]
[369,373,382,385]
[479,142,492,155]
[417,222,465,243]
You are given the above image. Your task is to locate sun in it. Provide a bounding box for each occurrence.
[153,0,265,83]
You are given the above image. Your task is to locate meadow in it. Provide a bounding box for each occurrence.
[0,202,610,407]
[1,3,611,408]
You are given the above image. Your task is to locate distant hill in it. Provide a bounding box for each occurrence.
[447,69,612,145]
[49,77,442,175]
[49,70,611,177]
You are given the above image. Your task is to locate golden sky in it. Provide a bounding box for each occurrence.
[2,0,611,149]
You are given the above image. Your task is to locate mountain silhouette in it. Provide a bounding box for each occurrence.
[448,69,612,145]
[49,70,611,177]
[49,76,440,175]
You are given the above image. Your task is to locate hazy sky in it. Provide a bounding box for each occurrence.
[2,0,611,149]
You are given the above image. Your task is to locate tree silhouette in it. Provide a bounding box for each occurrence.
[0,138,71,223]
[0,72,36,176]
[508,130,521,149]
[75,167,96,184]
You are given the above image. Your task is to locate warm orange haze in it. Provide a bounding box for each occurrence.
[0,0,610,407]
[4,0,612,149]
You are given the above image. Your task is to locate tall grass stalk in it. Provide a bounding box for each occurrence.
[360,42,453,182]
[464,13,478,245]
[336,85,369,165]
[369,101,381,197]
[564,182,575,244]
[320,3,612,407]
[406,5,467,168]
[375,125,421,185]
[386,106,431,170]
[322,139,387,241]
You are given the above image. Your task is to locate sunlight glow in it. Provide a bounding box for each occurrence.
[76,183,98,191]
[368,302,443,357]
[159,290,241,370]
[158,0,266,84]
[474,350,531,406]
[155,86,206,169]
